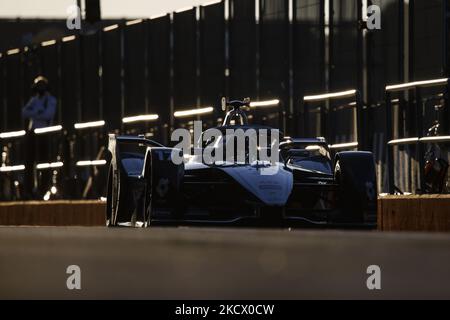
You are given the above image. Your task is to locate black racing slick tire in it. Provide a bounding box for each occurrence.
[106,163,128,227]
[106,165,113,227]
[334,152,377,224]
[142,152,153,228]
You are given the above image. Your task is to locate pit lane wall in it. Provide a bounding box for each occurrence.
[0,197,449,231]
[378,195,450,232]
[0,201,105,226]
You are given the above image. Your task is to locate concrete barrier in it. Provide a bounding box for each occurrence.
[0,201,106,226]
[1,197,449,230]
[378,195,450,232]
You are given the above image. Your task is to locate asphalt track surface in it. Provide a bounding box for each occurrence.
[0,226,450,299]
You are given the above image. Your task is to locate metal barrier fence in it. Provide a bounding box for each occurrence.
[385,78,450,194]
[0,122,109,201]
[0,0,449,197]
[302,89,363,151]
[1,78,449,199]
[2,1,446,136]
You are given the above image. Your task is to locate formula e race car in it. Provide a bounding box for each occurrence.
[106,99,377,228]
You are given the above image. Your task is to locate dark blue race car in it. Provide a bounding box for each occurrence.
[106,100,377,228]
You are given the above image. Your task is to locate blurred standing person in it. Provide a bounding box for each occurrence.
[22,76,57,199]
[22,76,56,130]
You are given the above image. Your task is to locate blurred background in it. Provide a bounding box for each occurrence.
[0,0,449,201]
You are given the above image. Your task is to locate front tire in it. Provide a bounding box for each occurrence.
[106,163,127,227]
[106,165,114,227]
[143,194,152,228]
[142,153,153,228]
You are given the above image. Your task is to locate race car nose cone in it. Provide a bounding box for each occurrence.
[222,163,293,206]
